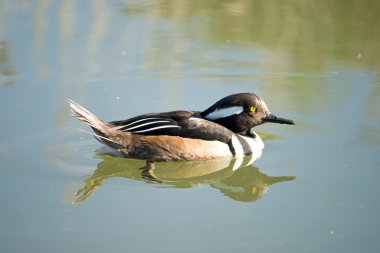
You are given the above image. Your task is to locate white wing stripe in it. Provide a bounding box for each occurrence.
[132,125,181,133]
[124,120,172,131]
[122,117,167,128]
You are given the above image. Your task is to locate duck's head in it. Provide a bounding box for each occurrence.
[201,93,294,136]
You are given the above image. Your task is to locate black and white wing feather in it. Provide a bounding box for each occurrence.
[114,116,181,134]
[111,111,233,144]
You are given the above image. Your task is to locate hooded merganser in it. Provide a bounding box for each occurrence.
[69,93,294,164]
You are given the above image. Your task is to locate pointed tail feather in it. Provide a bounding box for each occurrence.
[68,100,128,149]
[69,100,108,129]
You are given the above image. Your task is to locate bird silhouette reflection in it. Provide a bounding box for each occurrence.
[73,149,294,204]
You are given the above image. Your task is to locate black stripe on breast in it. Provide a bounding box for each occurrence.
[236,135,252,155]
[227,139,236,156]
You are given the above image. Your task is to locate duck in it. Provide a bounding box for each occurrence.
[69,92,294,174]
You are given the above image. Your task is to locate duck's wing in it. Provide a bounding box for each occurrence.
[111,110,233,144]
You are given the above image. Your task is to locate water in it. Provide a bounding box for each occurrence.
[1,0,380,252]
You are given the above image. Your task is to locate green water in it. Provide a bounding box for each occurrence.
[1,0,380,252]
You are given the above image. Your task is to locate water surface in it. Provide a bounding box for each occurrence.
[1,1,380,252]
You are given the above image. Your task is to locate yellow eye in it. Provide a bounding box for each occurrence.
[250,106,256,112]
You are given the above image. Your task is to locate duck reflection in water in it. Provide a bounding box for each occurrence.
[73,148,295,204]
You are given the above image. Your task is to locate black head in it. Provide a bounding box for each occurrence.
[201,93,294,136]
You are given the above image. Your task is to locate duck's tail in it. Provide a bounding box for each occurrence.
[68,100,128,149]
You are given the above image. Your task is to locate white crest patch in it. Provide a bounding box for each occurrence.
[205,106,243,120]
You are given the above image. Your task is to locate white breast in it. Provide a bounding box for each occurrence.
[233,131,264,169]
[239,131,264,152]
